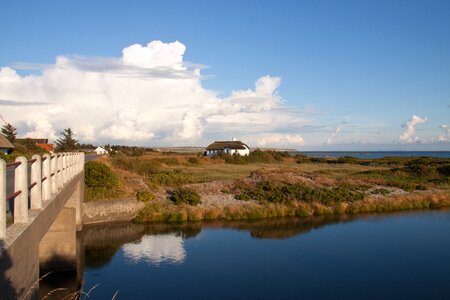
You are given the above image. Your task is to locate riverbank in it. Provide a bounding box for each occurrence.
[84,151,450,224]
[134,186,450,223]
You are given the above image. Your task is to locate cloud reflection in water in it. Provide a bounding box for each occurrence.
[123,234,186,265]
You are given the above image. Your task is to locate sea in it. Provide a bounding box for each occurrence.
[290,151,450,159]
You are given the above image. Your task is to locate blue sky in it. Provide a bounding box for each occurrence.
[0,0,449,149]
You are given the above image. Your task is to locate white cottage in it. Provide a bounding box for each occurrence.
[95,146,108,155]
[205,140,250,156]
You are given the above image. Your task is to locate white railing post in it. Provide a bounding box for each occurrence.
[0,159,6,239]
[67,153,72,179]
[50,155,57,194]
[62,153,67,184]
[56,154,63,190]
[65,153,69,182]
[14,156,28,224]
[42,154,51,201]
[71,153,75,177]
[30,155,42,210]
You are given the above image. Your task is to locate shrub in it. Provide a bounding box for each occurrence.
[0,151,29,163]
[136,191,155,203]
[155,157,179,165]
[85,161,119,188]
[111,154,162,176]
[170,187,201,206]
[371,188,391,196]
[336,156,358,164]
[437,165,450,177]
[223,150,287,165]
[188,157,200,165]
[235,181,365,204]
[148,170,196,186]
[310,157,327,163]
[84,161,122,201]
[405,161,429,177]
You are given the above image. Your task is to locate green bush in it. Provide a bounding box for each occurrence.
[0,151,29,163]
[223,150,287,165]
[155,157,179,165]
[310,157,327,163]
[336,156,358,164]
[111,154,162,176]
[437,165,450,177]
[170,187,201,206]
[148,170,196,186]
[188,157,200,165]
[136,191,155,203]
[371,188,391,195]
[235,181,365,204]
[85,161,119,188]
[84,161,122,201]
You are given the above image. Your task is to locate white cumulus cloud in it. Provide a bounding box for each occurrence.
[399,115,427,143]
[438,124,450,142]
[325,127,341,145]
[0,40,305,146]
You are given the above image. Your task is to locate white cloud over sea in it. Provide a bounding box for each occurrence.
[399,115,427,143]
[0,40,306,148]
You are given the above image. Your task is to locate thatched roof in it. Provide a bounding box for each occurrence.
[0,135,15,149]
[206,141,249,150]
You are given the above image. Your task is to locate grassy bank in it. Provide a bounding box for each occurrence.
[84,150,450,222]
[134,190,450,222]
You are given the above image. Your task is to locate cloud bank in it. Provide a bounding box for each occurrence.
[0,40,306,148]
[399,115,427,143]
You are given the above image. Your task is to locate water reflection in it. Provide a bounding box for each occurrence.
[39,209,450,299]
[123,234,186,264]
[82,210,439,268]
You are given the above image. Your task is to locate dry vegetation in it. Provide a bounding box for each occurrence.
[85,150,450,222]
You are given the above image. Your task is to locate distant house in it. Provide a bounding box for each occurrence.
[16,138,54,154]
[36,143,54,153]
[0,135,15,154]
[95,147,108,155]
[205,139,250,156]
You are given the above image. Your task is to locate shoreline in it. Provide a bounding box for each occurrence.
[84,189,450,225]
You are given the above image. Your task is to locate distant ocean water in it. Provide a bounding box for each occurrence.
[290,151,450,159]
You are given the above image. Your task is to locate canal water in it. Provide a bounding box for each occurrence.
[40,210,450,299]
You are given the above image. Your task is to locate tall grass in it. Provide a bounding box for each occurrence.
[135,190,450,223]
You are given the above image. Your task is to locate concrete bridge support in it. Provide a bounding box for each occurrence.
[0,152,85,300]
[39,207,77,274]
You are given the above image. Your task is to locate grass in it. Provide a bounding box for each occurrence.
[88,151,450,221]
[135,190,450,223]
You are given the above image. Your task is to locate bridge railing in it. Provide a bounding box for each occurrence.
[0,152,85,239]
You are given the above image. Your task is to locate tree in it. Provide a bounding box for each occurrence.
[55,128,79,151]
[1,123,17,143]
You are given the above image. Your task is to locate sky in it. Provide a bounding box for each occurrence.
[0,0,449,150]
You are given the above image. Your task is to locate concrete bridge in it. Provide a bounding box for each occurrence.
[0,152,85,300]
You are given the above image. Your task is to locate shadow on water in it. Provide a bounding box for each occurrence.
[38,271,80,300]
[83,222,146,269]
